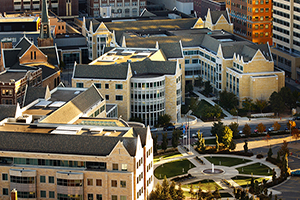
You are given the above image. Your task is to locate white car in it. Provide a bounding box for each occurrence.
[150,127,158,132]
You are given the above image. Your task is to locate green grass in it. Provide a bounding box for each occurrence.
[236,163,273,176]
[204,156,251,167]
[154,159,195,179]
[182,179,222,191]
[205,138,217,145]
[232,176,270,188]
[153,152,182,163]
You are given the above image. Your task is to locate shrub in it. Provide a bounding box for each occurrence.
[256,154,264,159]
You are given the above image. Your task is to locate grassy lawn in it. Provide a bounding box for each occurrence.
[204,156,251,167]
[232,176,270,188]
[236,163,273,176]
[154,159,195,179]
[182,179,222,191]
[154,152,182,163]
[205,138,216,145]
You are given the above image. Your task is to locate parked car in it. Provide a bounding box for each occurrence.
[293,116,300,121]
[176,125,189,130]
[163,125,175,131]
[291,170,300,176]
[239,130,245,137]
[268,127,274,132]
[150,127,158,132]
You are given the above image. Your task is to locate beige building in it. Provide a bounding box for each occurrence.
[72,47,183,126]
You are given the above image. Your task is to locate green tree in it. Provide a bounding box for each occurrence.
[229,122,239,138]
[158,114,172,127]
[162,176,172,200]
[172,129,181,148]
[194,75,204,88]
[278,140,289,156]
[185,83,193,95]
[221,126,233,148]
[279,87,297,110]
[255,99,268,113]
[176,183,185,200]
[219,90,238,111]
[203,81,213,96]
[272,168,276,183]
[268,147,273,159]
[189,96,199,112]
[169,181,177,200]
[215,134,219,152]
[210,121,225,137]
[153,134,158,155]
[243,123,251,137]
[162,133,168,152]
[212,187,221,199]
[229,140,236,150]
[150,182,163,200]
[269,91,285,114]
[242,97,254,113]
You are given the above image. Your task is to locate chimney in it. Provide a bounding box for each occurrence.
[11,188,17,200]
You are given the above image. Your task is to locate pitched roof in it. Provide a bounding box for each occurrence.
[23,87,48,107]
[39,47,59,66]
[210,10,230,24]
[15,37,32,57]
[130,59,177,76]
[140,9,157,17]
[0,105,17,121]
[0,131,137,156]
[133,127,147,147]
[40,85,104,124]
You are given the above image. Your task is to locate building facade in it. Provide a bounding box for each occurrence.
[271,0,300,80]
[226,0,272,44]
[86,0,146,17]
[194,0,226,19]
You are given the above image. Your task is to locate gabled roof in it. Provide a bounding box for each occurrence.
[40,85,104,124]
[0,131,137,156]
[15,37,32,57]
[0,105,17,121]
[39,46,59,66]
[210,10,230,24]
[133,127,147,147]
[3,49,21,68]
[140,9,157,17]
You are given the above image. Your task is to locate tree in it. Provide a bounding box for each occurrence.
[210,121,225,137]
[272,168,276,183]
[215,134,219,152]
[162,176,172,200]
[197,131,205,151]
[176,183,185,200]
[278,140,289,156]
[172,129,181,148]
[279,87,297,110]
[150,182,163,200]
[242,97,254,113]
[256,123,266,133]
[185,83,193,95]
[169,181,177,200]
[194,75,204,88]
[203,81,213,96]
[222,126,233,148]
[273,121,281,131]
[219,90,238,111]
[292,128,300,142]
[162,133,168,152]
[153,134,158,155]
[255,99,268,113]
[229,122,239,138]
[189,97,199,112]
[158,114,172,127]
[244,140,248,153]
[212,187,221,199]
[268,146,273,159]
[189,184,195,199]
[282,153,289,177]
[269,91,285,114]
[243,123,251,137]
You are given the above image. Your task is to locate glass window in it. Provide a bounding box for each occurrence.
[40,176,46,183]
[97,194,102,200]
[115,84,123,89]
[255,8,258,13]
[112,195,117,200]
[96,179,102,186]
[49,176,54,183]
[49,191,55,198]
[112,163,118,170]
[265,24,269,28]
[120,180,126,188]
[105,83,109,89]
[3,188,8,195]
[88,194,93,200]
[111,180,117,187]
[87,179,93,186]
[121,164,127,171]
[116,95,123,101]
[2,173,8,181]
[120,196,126,200]
[260,8,264,12]
[41,191,46,198]
[185,59,190,64]
[95,83,101,88]
[76,83,83,88]
[105,95,109,100]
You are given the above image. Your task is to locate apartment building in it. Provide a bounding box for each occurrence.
[271,0,300,80]
[86,0,146,17]
[226,0,272,44]
[0,0,78,17]
[72,47,183,125]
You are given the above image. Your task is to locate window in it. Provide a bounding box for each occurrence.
[266,8,269,12]
[2,173,8,181]
[41,190,46,198]
[3,188,8,195]
[105,95,109,100]
[192,59,198,64]
[96,194,102,200]
[95,83,101,88]
[121,164,128,171]
[260,8,264,12]
[111,180,117,187]
[49,176,54,183]
[87,179,93,186]
[265,32,269,36]
[76,82,83,88]
[88,194,93,200]
[120,180,126,188]
[255,25,258,29]
[116,95,123,101]
[40,176,46,183]
[96,179,102,186]
[105,83,109,89]
[113,163,118,170]
[115,84,123,89]
[120,196,127,200]
[255,8,258,13]
[49,191,55,198]
[260,24,264,29]
[265,24,269,29]
[260,16,264,21]
[112,195,118,200]
[185,59,190,64]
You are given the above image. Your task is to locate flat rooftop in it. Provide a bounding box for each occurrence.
[0,17,39,23]
[0,71,27,82]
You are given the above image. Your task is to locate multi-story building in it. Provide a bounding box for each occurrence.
[147,0,194,15]
[226,0,272,44]
[271,0,300,80]
[86,0,146,17]
[194,0,226,19]
[72,47,183,125]
[0,119,153,200]
[0,0,78,17]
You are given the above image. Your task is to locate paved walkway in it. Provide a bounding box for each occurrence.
[154,145,282,199]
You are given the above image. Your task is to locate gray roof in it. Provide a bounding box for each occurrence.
[15,37,32,57]
[39,47,59,66]
[74,59,177,80]
[210,10,230,24]
[134,127,147,147]
[0,105,17,121]
[0,131,137,156]
[23,87,47,107]
[140,10,157,17]
[0,71,27,82]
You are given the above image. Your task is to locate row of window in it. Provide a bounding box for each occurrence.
[78,83,123,90]
[274,1,290,9]
[93,1,143,7]
[89,105,105,117]
[131,103,165,113]
[273,17,289,27]
[273,34,289,43]
[254,32,270,37]
[184,51,216,63]
[131,92,164,100]
[131,81,165,89]
[254,8,270,13]
[273,26,289,35]
[273,10,290,18]
[1,89,13,97]
[254,24,269,29]
[233,62,244,71]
